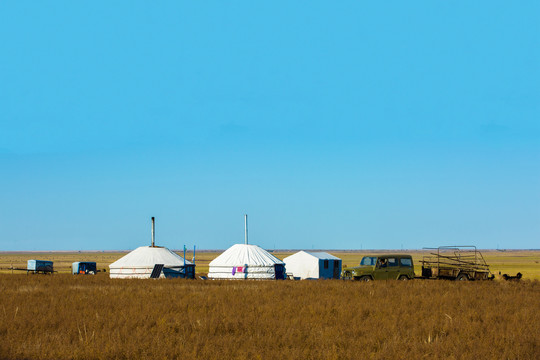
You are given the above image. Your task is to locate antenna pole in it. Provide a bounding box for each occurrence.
[244,214,248,245]
[151,217,155,247]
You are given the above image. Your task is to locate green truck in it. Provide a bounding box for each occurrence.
[341,254,415,281]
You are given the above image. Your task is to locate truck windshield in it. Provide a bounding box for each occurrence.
[360,257,377,266]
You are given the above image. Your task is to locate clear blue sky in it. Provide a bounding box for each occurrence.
[1,2,538,251]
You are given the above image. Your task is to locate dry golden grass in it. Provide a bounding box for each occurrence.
[0,274,538,359]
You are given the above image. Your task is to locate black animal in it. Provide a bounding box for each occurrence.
[502,272,522,281]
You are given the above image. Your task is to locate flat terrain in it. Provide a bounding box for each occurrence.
[0,250,538,358]
[1,249,538,279]
[0,274,538,359]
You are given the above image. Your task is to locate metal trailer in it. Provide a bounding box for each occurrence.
[72,262,97,275]
[164,264,196,279]
[27,260,54,274]
[420,246,494,281]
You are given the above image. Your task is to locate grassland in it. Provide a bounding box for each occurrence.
[0,250,537,358]
[1,249,538,279]
[0,274,538,359]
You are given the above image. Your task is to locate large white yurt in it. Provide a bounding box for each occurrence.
[109,245,194,279]
[207,215,286,280]
[283,251,342,280]
[109,217,195,279]
[208,244,286,279]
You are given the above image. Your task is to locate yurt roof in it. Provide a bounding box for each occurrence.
[109,246,193,268]
[209,244,284,267]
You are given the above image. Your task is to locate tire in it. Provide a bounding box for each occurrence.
[359,276,372,282]
[456,273,469,281]
[398,275,409,281]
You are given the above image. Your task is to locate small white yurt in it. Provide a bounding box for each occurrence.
[109,217,195,279]
[283,251,342,280]
[207,215,286,280]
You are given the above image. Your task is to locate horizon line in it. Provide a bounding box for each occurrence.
[1,248,539,253]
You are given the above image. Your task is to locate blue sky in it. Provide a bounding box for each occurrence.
[1,2,538,251]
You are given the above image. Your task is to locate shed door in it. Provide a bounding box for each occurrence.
[333,260,340,279]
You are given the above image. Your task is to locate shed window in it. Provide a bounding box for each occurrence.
[324,260,329,269]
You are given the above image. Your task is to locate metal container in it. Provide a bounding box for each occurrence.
[27,260,54,273]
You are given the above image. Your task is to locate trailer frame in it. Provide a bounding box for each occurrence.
[420,245,494,281]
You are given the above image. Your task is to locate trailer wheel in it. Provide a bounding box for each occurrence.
[398,275,409,281]
[457,273,469,281]
[359,276,372,282]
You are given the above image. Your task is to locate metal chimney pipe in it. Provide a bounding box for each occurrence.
[151,217,155,247]
[244,214,248,245]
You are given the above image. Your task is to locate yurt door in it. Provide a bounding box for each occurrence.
[274,264,285,280]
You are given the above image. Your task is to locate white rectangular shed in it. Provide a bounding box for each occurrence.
[283,251,342,279]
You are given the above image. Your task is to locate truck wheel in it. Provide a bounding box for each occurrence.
[359,276,372,282]
[398,275,409,281]
[456,273,469,281]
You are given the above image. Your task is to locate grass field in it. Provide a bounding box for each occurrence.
[0,274,538,359]
[1,249,538,279]
[0,250,538,359]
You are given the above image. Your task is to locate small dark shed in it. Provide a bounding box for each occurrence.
[72,262,97,275]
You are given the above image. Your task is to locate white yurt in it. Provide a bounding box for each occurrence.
[109,217,195,279]
[283,251,342,280]
[109,245,194,279]
[207,215,286,280]
[208,244,285,279]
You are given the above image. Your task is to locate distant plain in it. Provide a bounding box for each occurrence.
[0,249,538,279]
